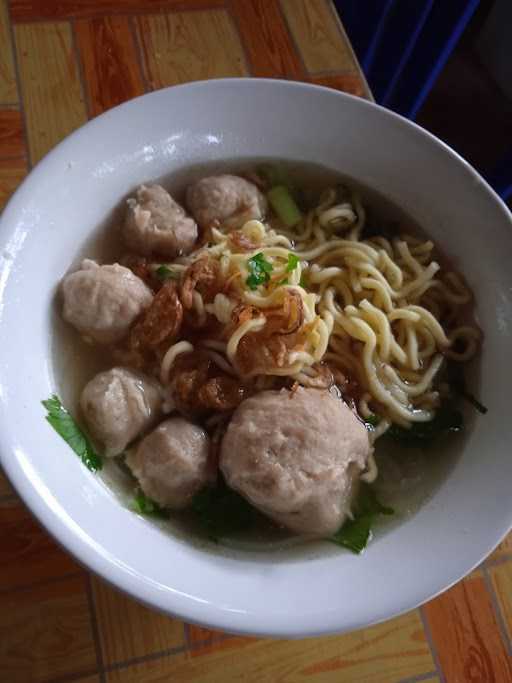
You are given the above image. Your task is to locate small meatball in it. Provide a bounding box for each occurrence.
[124,184,198,257]
[80,367,162,456]
[220,387,371,537]
[186,174,267,229]
[62,259,153,344]
[126,417,210,509]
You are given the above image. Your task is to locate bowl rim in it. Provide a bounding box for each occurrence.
[1,77,512,638]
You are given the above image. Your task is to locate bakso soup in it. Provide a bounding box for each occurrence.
[47,164,483,553]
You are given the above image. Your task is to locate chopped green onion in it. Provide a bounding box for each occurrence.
[267,185,303,228]
[155,265,180,281]
[42,395,102,472]
[246,252,273,290]
[286,253,299,272]
[257,164,282,188]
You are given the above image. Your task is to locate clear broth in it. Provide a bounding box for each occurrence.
[51,159,480,557]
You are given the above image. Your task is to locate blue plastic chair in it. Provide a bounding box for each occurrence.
[334,0,479,119]
[335,0,511,203]
[486,150,512,202]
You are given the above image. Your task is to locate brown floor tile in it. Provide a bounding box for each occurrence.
[0,109,24,158]
[0,575,97,682]
[0,156,26,209]
[281,0,353,75]
[0,465,15,497]
[75,15,145,118]
[231,0,304,79]
[14,21,87,164]
[108,609,433,682]
[423,571,512,682]
[0,498,83,591]
[310,73,369,99]
[92,576,186,666]
[137,9,247,89]
[0,0,17,103]
[10,0,224,22]
[489,559,512,645]
[488,531,512,563]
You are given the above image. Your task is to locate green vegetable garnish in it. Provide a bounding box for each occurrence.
[191,480,257,542]
[267,185,303,228]
[365,414,380,428]
[133,491,167,517]
[445,363,488,415]
[286,253,299,272]
[257,164,284,188]
[386,404,463,445]
[331,516,375,554]
[246,252,273,290]
[42,395,102,472]
[329,484,394,554]
[155,265,180,281]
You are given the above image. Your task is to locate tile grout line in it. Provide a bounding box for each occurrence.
[70,18,92,121]
[44,667,100,683]
[327,0,373,100]
[275,0,309,79]
[484,552,512,568]
[105,643,188,673]
[226,0,253,78]
[0,492,18,504]
[183,621,193,651]
[85,574,107,683]
[419,607,446,683]
[0,570,84,596]
[224,2,253,78]
[129,15,151,94]
[482,565,512,658]
[6,0,32,169]
[306,67,359,78]
[395,670,439,683]
[0,152,29,163]
[9,2,228,25]
[105,631,232,673]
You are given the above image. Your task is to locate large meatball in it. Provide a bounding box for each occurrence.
[62,259,153,344]
[124,184,198,257]
[186,174,267,229]
[220,387,371,537]
[80,367,162,456]
[126,417,210,509]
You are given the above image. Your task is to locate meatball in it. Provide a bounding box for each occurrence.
[126,417,210,509]
[62,259,153,344]
[220,387,371,537]
[186,174,267,229]
[124,184,198,257]
[80,367,162,456]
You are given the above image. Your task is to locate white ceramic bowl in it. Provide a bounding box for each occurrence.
[1,79,511,638]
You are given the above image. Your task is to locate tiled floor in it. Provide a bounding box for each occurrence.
[1,1,511,681]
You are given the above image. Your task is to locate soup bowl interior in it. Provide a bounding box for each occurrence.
[0,79,511,637]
